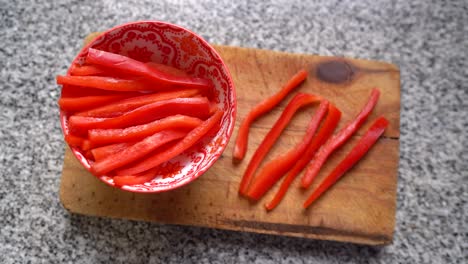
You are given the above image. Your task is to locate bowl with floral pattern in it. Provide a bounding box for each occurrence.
[59,21,236,193]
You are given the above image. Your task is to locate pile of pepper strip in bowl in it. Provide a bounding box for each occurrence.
[234,69,389,211]
[57,21,236,193]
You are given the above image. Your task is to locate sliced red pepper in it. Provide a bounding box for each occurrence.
[245,100,329,201]
[56,75,157,92]
[60,85,136,98]
[64,134,85,147]
[91,129,187,176]
[233,69,308,161]
[58,94,131,112]
[84,150,94,161]
[70,64,108,76]
[68,97,211,132]
[81,139,92,151]
[238,93,322,195]
[301,88,380,188]
[69,62,165,78]
[303,117,389,209]
[86,48,210,90]
[91,142,134,161]
[113,167,161,186]
[265,104,342,211]
[146,62,189,77]
[75,89,199,117]
[88,115,203,145]
[116,110,223,176]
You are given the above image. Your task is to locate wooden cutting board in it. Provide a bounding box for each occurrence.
[60,33,400,245]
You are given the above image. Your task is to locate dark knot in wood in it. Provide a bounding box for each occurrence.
[316,60,355,84]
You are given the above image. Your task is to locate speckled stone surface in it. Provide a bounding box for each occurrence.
[1,0,467,263]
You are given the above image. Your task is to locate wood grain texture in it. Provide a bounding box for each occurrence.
[60,34,400,245]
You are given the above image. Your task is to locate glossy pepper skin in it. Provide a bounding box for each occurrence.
[303,116,389,209]
[238,93,322,196]
[146,62,189,77]
[233,69,308,161]
[116,110,224,176]
[91,142,134,161]
[64,134,86,148]
[301,88,381,188]
[76,89,199,118]
[70,64,108,76]
[265,104,342,211]
[245,100,330,201]
[58,94,131,112]
[113,167,161,186]
[60,85,135,98]
[88,115,203,146]
[68,97,211,132]
[56,75,156,92]
[91,129,187,176]
[86,48,211,90]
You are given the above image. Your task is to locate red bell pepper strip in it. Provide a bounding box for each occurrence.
[88,115,203,145]
[56,75,159,92]
[91,129,187,176]
[70,64,108,76]
[91,142,134,161]
[81,139,93,151]
[116,110,223,176]
[68,97,211,132]
[303,117,389,209]
[245,100,329,201]
[69,62,169,78]
[84,150,94,161]
[64,134,85,147]
[301,88,381,188]
[113,167,161,186]
[75,89,199,117]
[58,94,131,112]
[60,85,136,98]
[86,48,211,90]
[265,104,342,211]
[233,69,308,161]
[146,62,189,77]
[238,93,322,195]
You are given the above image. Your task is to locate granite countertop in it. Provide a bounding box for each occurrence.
[1,0,466,263]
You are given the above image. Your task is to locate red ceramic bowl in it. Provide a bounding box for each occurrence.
[60,21,236,193]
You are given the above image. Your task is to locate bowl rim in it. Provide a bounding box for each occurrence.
[59,20,237,193]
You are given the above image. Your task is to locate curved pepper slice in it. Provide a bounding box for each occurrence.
[91,142,134,161]
[58,94,131,112]
[89,115,203,146]
[91,129,187,176]
[56,75,157,92]
[81,139,93,151]
[64,134,85,148]
[238,93,322,195]
[113,167,161,186]
[84,150,94,161]
[146,62,189,77]
[303,116,389,209]
[69,62,188,78]
[60,85,136,98]
[116,110,223,176]
[301,88,380,188]
[233,69,308,161]
[86,48,211,90]
[265,104,342,210]
[245,100,329,201]
[70,64,108,76]
[68,97,211,132]
[76,89,199,117]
